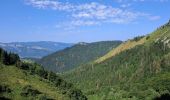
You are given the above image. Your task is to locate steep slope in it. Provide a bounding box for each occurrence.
[38,41,122,72]
[95,37,146,63]
[63,20,170,100]
[0,48,87,100]
[0,41,73,58]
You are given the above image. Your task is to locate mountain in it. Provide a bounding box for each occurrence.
[63,20,170,100]
[0,41,73,58]
[0,48,87,100]
[38,41,122,72]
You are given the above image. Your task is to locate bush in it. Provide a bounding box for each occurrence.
[48,71,58,82]
[0,97,11,100]
[68,89,87,100]
[38,94,54,100]
[35,65,48,79]
[21,63,29,70]
[146,35,150,40]
[20,85,41,97]
[0,84,11,93]
[132,36,145,42]
[154,93,170,100]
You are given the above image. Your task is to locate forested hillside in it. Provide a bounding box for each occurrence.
[63,20,170,100]
[38,41,122,72]
[0,48,87,100]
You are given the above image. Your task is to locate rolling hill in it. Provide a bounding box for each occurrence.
[38,41,122,72]
[0,48,87,100]
[0,41,73,58]
[63,20,170,100]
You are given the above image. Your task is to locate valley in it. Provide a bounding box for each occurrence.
[1,20,170,100]
[1,1,170,99]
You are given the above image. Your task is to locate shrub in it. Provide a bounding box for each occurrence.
[34,64,48,79]
[38,94,54,100]
[48,71,58,82]
[154,93,170,100]
[132,36,145,42]
[0,97,11,100]
[0,84,11,93]
[68,89,87,100]
[20,85,41,97]
[19,62,30,70]
[146,35,150,40]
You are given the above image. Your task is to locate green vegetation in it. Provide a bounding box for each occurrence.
[63,21,170,100]
[0,48,87,100]
[38,41,122,72]
[95,37,146,63]
[131,36,145,42]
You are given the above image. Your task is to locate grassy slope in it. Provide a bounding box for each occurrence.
[0,64,69,100]
[63,21,170,100]
[95,38,146,63]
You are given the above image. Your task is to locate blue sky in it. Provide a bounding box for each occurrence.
[0,0,170,43]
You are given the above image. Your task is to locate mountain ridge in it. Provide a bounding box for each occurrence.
[37,41,122,72]
[0,41,73,58]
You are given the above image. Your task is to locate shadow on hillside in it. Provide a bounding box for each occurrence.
[154,93,170,100]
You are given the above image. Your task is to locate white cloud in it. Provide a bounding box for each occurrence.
[26,0,73,11]
[120,3,131,8]
[113,0,169,3]
[26,0,161,27]
[71,20,100,26]
[148,16,161,21]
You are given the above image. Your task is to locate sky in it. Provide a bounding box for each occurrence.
[0,0,170,43]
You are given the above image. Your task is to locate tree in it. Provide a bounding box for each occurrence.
[19,62,30,70]
[3,51,10,65]
[35,64,48,79]
[48,71,58,82]
[0,49,20,65]
[0,48,4,63]
[8,53,20,65]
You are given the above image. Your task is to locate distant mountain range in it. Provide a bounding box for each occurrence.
[0,41,73,58]
[37,41,122,72]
